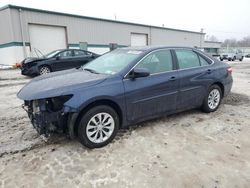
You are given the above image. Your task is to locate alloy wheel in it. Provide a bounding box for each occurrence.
[86,112,115,144]
[208,89,221,110]
[40,66,51,75]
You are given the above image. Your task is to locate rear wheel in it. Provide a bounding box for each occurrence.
[39,65,51,75]
[202,85,222,113]
[77,105,119,148]
[240,57,243,61]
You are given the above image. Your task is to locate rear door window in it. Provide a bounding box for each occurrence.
[57,50,73,59]
[74,50,88,57]
[175,50,200,69]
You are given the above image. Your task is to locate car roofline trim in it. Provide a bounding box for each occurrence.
[123,48,215,79]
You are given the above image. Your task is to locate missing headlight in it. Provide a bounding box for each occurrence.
[32,100,40,113]
[46,95,73,112]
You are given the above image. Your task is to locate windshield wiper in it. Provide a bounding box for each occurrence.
[83,68,99,74]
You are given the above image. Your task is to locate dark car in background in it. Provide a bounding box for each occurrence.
[20,49,99,76]
[245,54,250,58]
[17,46,233,148]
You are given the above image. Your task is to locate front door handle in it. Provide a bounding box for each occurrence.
[169,76,176,81]
[207,69,212,74]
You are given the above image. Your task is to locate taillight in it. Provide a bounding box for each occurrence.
[227,67,232,74]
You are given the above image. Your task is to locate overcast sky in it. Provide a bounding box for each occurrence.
[0,0,249,41]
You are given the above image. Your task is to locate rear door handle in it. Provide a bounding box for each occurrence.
[169,76,176,81]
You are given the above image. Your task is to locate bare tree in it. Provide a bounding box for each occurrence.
[238,36,250,47]
[222,36,250,47]
[206,35,219,42]
[222,38,238,47]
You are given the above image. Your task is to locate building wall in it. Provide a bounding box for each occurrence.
[151,27,204,47]
[9,8,151,46]
[0,8,13,44]
[0,46,30,65]
[10,8,205,47]
[203,41,222,49]
[0,6,206,65]
[0,8,16,65]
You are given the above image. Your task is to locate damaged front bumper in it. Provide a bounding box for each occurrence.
[22,96,73,136]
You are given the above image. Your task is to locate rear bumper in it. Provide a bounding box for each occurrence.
[223,79,233,97]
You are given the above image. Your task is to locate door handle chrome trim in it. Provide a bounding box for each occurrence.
[169,76,176,81]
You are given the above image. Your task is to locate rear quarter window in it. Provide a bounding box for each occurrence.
[199,55,210,66]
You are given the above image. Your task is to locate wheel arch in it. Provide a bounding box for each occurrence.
[73,99,123,137]
[211,82,224,97]
[38,64,52,71]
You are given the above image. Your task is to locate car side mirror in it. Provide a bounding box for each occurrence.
[129,68,150,79]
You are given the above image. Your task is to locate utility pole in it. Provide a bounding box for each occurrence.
[18,9,27,58]
[200,28,204,49]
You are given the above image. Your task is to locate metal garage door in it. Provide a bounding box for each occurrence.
[131,33,148,46]
[29,24,67,56]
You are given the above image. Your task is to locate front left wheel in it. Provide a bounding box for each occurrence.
[39,65,51,75]
[77,105,119,148]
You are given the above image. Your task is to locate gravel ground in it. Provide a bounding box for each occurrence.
[0,59,250,188]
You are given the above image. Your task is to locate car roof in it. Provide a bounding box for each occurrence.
[56,49,86,51]
[121,46,196,52]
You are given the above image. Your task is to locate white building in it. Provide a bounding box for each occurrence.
[0,4,219,65]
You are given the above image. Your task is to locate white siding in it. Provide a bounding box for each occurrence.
[9,8,204,47]
[203,41,222,48]
[88,47,110,54]
[131,33,148,46]
[0,8,14,44]
[151,28,204,47]
[0,6,207,65]
[28,24,67,55]
[0,46,30,65]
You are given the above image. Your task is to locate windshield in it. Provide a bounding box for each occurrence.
[45,50,62,58]
[83,50,142,75]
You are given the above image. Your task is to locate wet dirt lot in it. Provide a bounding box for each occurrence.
[0,59,250,188]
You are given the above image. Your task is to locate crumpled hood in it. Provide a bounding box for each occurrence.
[22,57,46,64]
[17,69,108,100]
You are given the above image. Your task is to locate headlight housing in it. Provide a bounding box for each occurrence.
[29,95,73,113]
[45,95,73,112]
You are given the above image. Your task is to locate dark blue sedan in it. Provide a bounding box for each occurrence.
[17,46,233,148]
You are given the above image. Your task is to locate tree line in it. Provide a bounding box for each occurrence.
[207,35,250,47]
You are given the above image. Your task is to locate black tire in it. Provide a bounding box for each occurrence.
[39,65,51,75]
[240,57,243,61]
[77,105,119,149]
[232,56,236,61]
[220,58,223,61]
[202,85,222,113]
